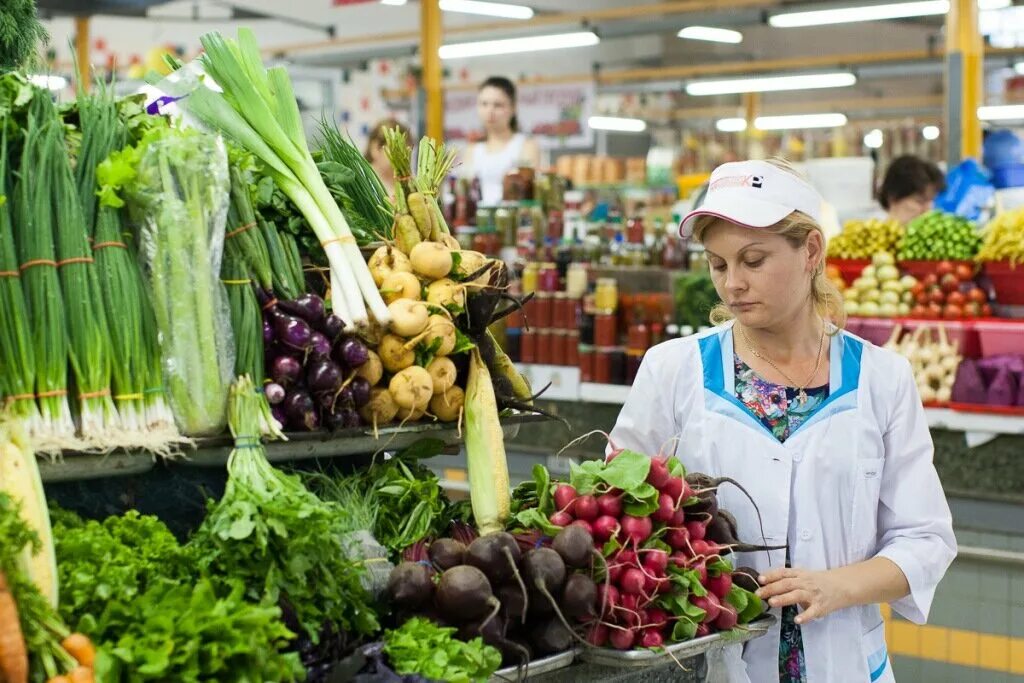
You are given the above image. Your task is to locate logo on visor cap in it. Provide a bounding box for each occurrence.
[709,174,764,191]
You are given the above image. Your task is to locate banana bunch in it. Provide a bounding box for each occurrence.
[827,218,904,259]
[979,207,1024,264]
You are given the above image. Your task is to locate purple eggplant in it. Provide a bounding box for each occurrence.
[325,406,361,431]
[337,337,370,368]
[321,314,345,340]
[316,390,337,410]
[309,332,332,360]
[274,314,313,351]
[307,358,345,395]
[263,317,275,344]
[264,382,286,405]
[271,404,287,426]
[270,355,303,387]
[350,376,371,409]
[280,293,326,326]
[283,389,319,431]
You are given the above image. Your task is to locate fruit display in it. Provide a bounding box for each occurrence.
[897,210,982,262]
[842,253,917,318]
[907,261,992,320]
[826,218,903,259]
[883,324,961,404]
[978,207,1024,264]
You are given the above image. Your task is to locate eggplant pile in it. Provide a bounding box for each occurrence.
[262,292,375,431]
[385,526,599,668]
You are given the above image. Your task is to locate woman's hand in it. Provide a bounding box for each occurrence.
[755,567,852,625]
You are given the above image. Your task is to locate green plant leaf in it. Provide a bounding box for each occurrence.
[598,450,651,491]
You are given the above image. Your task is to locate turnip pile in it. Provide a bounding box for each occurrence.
[507,443,773,651]
[383,525,600,669]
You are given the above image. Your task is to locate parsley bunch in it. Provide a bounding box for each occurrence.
[383,618,501,683]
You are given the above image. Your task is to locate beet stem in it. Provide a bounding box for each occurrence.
[534,581,594,650]
[503,546,530,625]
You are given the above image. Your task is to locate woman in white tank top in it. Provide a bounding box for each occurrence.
[465,76,540,206]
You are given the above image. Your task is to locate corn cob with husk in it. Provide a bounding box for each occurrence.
[464,348,510,535]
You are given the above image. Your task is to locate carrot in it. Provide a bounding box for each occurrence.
[61,634,95,667]
[0,572,28,683]
[68,666,94,683]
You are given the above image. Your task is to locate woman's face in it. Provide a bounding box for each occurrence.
[701,219,823,330]
[888,189,936,224]
[477,86,513,134]
[369,141,390,175]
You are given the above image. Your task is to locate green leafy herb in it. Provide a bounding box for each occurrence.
[383,617,501,683]
[727,585,765,624]
[0,0,47,71]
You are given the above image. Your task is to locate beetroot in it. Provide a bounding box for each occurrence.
[597,492,623,517]
[552,524,594,569]
[574,494,599,521]
[562,574,598,619]
[732,566,760,593]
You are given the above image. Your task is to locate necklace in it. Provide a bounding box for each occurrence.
[740,324,827,406]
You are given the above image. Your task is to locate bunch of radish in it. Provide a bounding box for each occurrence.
[385,526,600,667]
[261,292,377,432]
[507,442,774,651]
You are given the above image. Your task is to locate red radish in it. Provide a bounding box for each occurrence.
[695,623,711,638]
[640,629,664,649]
[690,539,711,557]
[597,584,620,616]
[662,476,684,503]
[619,568,646,595]
[692,561,708,585]
[618,595,642,628]
[671,507,686,527]
[591,515,619,542]
[619,593,639,614]
[554,484,578,513]
[597,492,623,517]
[685,520,707,541]
[570,519,593,535]
[714,604,738,630]
[646,458,671,489]
[692,593,722,623]
[707,573,733,599]
[575,494,599,522]
[616,549,638,567]
[643,573,670,595]
[646,607,669,628]
[607,562,624,584]
[620,515,653,544]
[642,549,669,575]
[651,493,676,523]
[666,527,690,551]
[669,551,688,568]
[549,511,573,527]
[609,627,635,650]
[586,622,609,647]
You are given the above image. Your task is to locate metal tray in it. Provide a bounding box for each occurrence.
[578,615,775,669]
[490,649,576,681]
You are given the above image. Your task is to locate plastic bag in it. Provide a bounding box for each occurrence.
[133,130,235,436]
[934,158,994,222]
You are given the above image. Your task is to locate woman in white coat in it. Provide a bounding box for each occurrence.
[608,159,956,682]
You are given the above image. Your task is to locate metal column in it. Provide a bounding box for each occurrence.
[946,0,983,164]
[420,0,443,141]
[75,16,90,92]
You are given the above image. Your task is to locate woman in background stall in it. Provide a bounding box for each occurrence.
[463,76,541,206]
[364,118,411,197]
[878,155,946,224]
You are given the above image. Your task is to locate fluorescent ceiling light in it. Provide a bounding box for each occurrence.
[686,72,856,96]
[28,74,67,91]
[979,104,1024,120]
[440,31,598,59]
[588,116,647,133]
[439,0,533,19]
[864,128,884,149]
[677,26,743,44]
[380,0,407,5]
[769,0,1009,28]
[922,125,941,140]
[716,118,748,132]
[754,113,848,130]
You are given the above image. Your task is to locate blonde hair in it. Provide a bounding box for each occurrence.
[692,159,846,331]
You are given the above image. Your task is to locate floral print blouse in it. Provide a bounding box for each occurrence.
[734,354,830,683]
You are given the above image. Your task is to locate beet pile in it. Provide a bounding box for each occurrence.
[385,527,599,666]
[507,442,773,650]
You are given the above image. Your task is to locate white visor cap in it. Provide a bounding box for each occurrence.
[679,160,824,239]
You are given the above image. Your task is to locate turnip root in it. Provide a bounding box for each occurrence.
[379,334,415,373]
[380,271,422,305]
[410,241,454,280]
[355,350,384,386]
[426,278,466,310]
[429,386,464,423]
[426,356,457,394]
[387,298,430,337]
[405,314,457,356]
[389,366,434,411]
[441,234,461,252]
[368,245,412,287]
[359,388,399,432]
[395,405,427,422]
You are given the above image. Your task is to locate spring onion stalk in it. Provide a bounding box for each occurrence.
[414,136,457,240]
[226,150,274,291]
[13,93,74,447]
[464,348,511,535]
[0,123,40,433]
[176,29,389,328]
[257,214,304,301]
[49,113,119,440]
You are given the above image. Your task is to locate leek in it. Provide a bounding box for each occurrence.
[174,29,390,328]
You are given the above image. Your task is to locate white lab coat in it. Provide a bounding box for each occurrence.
[608,321,957,683]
